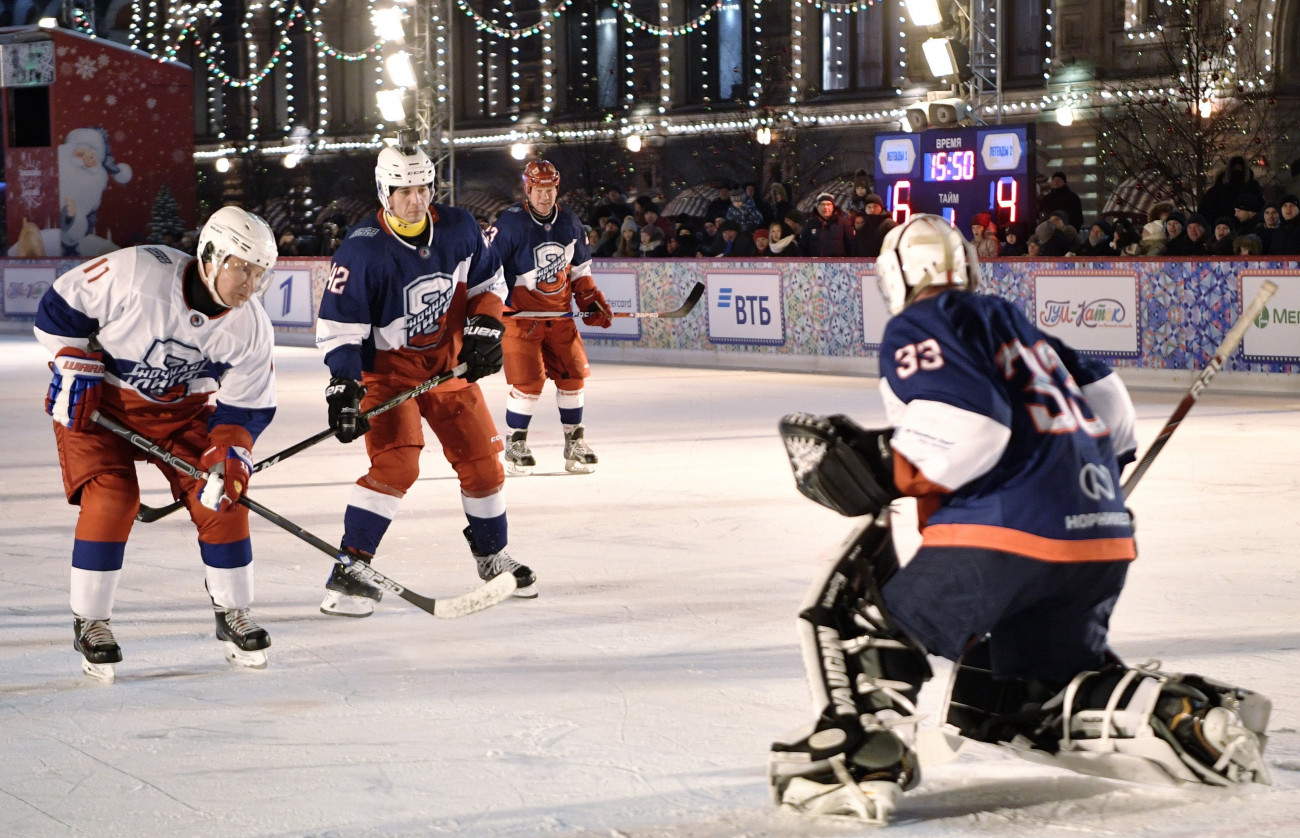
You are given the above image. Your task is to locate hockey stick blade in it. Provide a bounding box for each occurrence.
[507,281,705,320]
[92,410,513,618]
[1122,280,1277,498]
[135,364,468,523]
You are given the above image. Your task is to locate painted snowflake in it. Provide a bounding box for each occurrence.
[106,95,116,106]
[74,56,97,79]
[146,98,157,109]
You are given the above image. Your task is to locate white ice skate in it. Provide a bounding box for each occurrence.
[563,425,597,474]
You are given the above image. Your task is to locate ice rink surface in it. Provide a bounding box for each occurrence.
[2,334,1298,838]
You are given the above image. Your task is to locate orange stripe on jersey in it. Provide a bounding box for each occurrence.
[921,523,1136,562]
[83,258,110,283]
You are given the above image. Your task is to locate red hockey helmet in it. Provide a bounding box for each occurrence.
[522,160,561,191]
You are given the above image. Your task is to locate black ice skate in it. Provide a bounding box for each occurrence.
[74,616,122,683]
[463,525,537,598]
[214,606,271,669]
[563,425,597,474]
[503,430,536,476]
[320,549,384,617]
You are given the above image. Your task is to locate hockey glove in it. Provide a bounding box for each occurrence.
[46,347,105,433]
[199,444,253,512]
[575,287,613,328]
[326,377,370,443]
[459,314,505,382]
[779,412,900,517]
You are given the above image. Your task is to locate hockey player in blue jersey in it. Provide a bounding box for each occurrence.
[769,215,1271,823]
[487,160,612,475]
[315,141,536,617]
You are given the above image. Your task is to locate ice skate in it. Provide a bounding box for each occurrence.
[214,606,270,668]
[74,616,121,683]
[464,525,537,598]
[503,430,535,476]
[563,425,597,474]
[320,551,384,617]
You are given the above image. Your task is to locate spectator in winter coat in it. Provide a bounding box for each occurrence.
[1198,156,1265,224]
[801,193,855,257]
[768,221,803,257]
[1033,219,1072,257]
[1163,212,1199,256]
[1234,193,1265,242]
[1183,213,1212,255]
[725,193,765,234]
[855,195,895,257]
[639,225,668,258]
[615,216,640,258]
[753,227,772,256]
[1267,195,1300,256]
[1076,220,1116,257]
[1211,217,1237,255]
[714,220,756,257]
[767,184,791,228]
[1139,220,1167,256]
[971,212,1000,259]
[999,223,1028,256]
[783,209,806,240]
[1038,171,1084,230]
[706,185,735,226]
[846,170,872,216]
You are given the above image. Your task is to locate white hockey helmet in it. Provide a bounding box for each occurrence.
[197,206,277,307]
[875,214,980,314]
[375,143,435,213]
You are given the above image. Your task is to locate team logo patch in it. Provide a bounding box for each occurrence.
[526,241,569,295]
[404,274,456,349]
[190,313,205,327]
[418,247,431,259]
[143,247,173,264]
[119,338,211,403]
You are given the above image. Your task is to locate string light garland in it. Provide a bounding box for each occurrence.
[620,0,726,36]
[455,0,574,40]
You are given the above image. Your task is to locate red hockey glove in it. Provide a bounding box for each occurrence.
[46,347,105,432]
[576,287,613,328]
[199,444,254,512]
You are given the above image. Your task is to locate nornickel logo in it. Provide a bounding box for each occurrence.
[1255,305,1269,329]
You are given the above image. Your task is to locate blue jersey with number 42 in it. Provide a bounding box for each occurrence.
[879,290,1137,563]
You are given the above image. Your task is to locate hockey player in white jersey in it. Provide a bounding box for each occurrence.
[769,215,1271,823]
[34,206,280,681]
[487,160,612,475]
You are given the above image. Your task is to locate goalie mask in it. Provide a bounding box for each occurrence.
[876,214,979,315]
[375,144,435,214]
[197,206,277,307]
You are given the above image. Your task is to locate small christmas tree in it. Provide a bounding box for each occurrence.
[147,184,187,245]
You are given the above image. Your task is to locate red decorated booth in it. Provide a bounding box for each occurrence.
[1,25,195,258]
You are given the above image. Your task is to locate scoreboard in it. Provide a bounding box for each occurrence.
[873,123,1036,230]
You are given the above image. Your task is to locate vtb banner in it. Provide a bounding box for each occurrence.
[706,270,784,345]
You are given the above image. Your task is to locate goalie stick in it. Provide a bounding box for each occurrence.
[93,410,516,618]
[506,281,704,320]
[1122,280,1277,498]
[136,363,469,523]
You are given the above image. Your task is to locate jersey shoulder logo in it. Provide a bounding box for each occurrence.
[142,247,173,264]
[351,227,379,239]
[119,338,210,403]
[404,274,456,349]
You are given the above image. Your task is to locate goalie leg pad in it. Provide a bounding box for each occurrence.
[947,660,1272,787]
[769,722,912,825]
[780,413,899,517]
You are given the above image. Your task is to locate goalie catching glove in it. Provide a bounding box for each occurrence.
[199,444,253,512]
[459,314,505,382]
[779,412,900,517]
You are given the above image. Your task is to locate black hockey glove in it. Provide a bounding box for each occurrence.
[326,377,370,443]
[779,412,900,517]
[458,314,504,383]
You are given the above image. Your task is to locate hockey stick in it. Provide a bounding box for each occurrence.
[506,281,705,320]
[135,363,469,523]
[1122,280,1277,499]
[93,410,516,618]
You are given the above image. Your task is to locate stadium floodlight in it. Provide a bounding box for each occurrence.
[386,52,416,89]
[905,0,944,27]
[376,89,407,122]
[922,37,959,78]
[371,7,406,42]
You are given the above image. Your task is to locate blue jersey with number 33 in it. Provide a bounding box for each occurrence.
[879,289,1137,563]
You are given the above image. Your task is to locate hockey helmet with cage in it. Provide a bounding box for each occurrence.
[196,206,277,307]
[876,214,979,315]
[375,143,435,214]
[522,160,561,191]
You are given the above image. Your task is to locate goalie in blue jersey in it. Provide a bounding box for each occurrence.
[770,215,1272,824]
